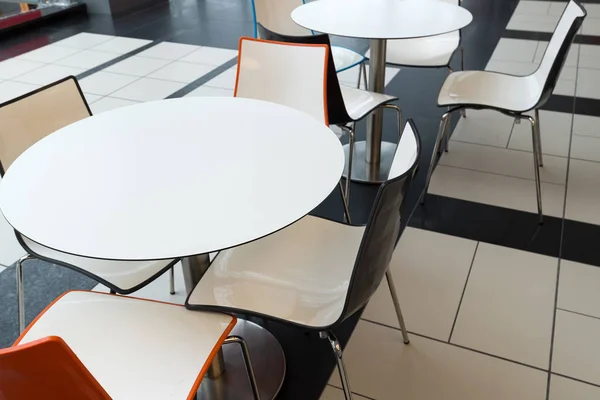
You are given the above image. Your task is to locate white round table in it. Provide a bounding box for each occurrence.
[0,96,344,400]
[292,0,473,182]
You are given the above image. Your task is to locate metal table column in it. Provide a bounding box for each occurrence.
[343,39,397,183]
[182,255,286,400]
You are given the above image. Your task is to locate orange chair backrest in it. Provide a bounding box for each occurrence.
[0,336,110,399]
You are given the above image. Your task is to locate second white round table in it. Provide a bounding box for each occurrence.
[292,0,473,182]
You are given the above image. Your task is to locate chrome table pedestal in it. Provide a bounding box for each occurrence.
[182,254,286,400]
[342,141,396,183]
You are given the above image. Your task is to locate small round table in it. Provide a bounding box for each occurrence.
[0,97,345,400]
[292,0,473,182]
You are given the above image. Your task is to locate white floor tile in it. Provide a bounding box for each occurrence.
[508,111,572,157]
[0,58,44,80]
[180,46,238,66]
[136,42,200,60]
[90,97,139,114]
[330,321,547,400]
[90,37,152,54]
[576,68,600,99]
[16,44,80,63]
[429,165,565,217]
[535,43,578,67]
[552,310,600,386]
[570,134,600,162]
[573,114,600,138]
[582,18,600,36]
[79,72,139,96]
[147,62,215,83]
[451,243,557,368]
[583,3,600,18]
[54,50,119,69]
[549,375,600,400]
[578,45,600,69]
[54,33,114,49]
[565,159,600,225]
[0,81,40,103]
[185,86,234,97]
[507,14,559,32]
[549,2,567,16]
[93,261,187,305]
[451,109,514,148]
[12,64,85,86]
[109,77,186,101]
[104,56,171,76]
[441,141,567,185]
[559,260,600,319]
[553,79,576,96]
[490,39,538,63]
[513,1,552,15]
[204,67,237,90]
[362,228,477,341]
[85,93,102,104]
[320,385,370,400]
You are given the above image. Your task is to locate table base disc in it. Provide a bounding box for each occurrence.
[197,319,286,400]
[343,141,397,184]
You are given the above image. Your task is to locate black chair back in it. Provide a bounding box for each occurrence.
[257,23,352,125]
[335,119,421,325]
[535,0,586,108]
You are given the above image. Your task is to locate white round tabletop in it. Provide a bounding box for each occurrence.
[292,0,473,40]
[0,97,344,261]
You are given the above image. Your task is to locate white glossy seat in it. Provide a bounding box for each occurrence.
[7,291,256,400]
[340,85,397,121]
[0,77,178,333]
[187,121,420,400]
[251,0,366,74]
[424,0,586,223]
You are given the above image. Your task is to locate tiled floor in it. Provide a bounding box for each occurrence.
[2,0,600,398]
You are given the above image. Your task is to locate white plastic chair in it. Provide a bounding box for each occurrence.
[2,291,259,399]
[186,120,420,400]
[250,0,367,83]
[423,0,586,223]
[0,76,179,333]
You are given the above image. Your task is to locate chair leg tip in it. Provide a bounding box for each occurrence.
[170,291,175,295]
[403,339,410,345]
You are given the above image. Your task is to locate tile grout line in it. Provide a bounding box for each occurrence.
[166,57,238,98]
[544,34,580,400]
[361,317,549,373]
[326,384,377,400]
[557,307,600,321]
[551,372,600,390]
[437,163,566,187]
[448,242,479,343]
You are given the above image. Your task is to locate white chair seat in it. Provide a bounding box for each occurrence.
[365,32,458,67]
[331,45,365,72]
[22,236,177,292]
[17,291,235,400]
[340,85,397,121]
[437,70,540,113]
[187,215,365,328]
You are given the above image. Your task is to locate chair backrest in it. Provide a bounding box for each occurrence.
[0,76,91,175]
[0,336,110,400]
[257,23,352,125]
[336,119,421,323]
[251,0,311,38]
[388,120,420,180]
[533,0,586,107]
[235,37,330,124]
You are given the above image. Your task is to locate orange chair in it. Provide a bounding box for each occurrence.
[0,291,260,399]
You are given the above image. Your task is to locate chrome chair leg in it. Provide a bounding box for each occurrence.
[381,104,403,144]
[421,112,451,205]
[460,47,466,118]
[223,336,261,400]
[341,124,355,205]
[525,115,544,224]
[385,270,410,344]
[534,109,544,167]
[356,62,368,90]
[323,331,353,400]
[339,181,352,224]
[169,266,175,295]
[16,254,33,334]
